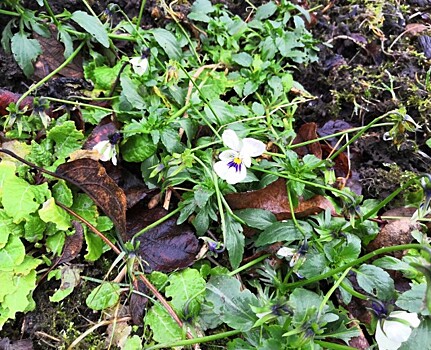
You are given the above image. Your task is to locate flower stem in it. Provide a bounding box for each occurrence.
[136,0,147,32]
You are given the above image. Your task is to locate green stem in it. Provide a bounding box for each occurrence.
[228,254,270,276]
[44,97,113,112]
[42,0,60,26]
[136,0,147,32]
[144,329,241,349]
[285,243,424,289]
[81,0,98,18]
[131,206,182,240]
[213,172,228,247]
[318,267,351,318]
[108,33,136,41]
[0,9,20,16]
[313,340,358,350]
[339,281,368,300]
[16,40,85,108]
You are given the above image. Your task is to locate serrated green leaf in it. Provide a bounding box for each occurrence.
[254,1,278,20]
[71,194,98,226]
[87,61,124,91]
[52,180,73,207]
[234,209,277,230]
[206,274,259,331]
[356,264,395,301]
[3,270,37,319]
[396,283,430,316]
[84,230,106,261]
[399,318,430,350]
[47,121,84,160]
[0,236,25,271]
[14,256,42,275]
[120,75,146,110]
[289,288,322,322]
[255,220,311,247]
[225,215,244,269]
[232,52,253,67]
[11,32,42,77]
[0,210,23,248]
[58,26,74,58]
[121,134,157,162]
[23,214,45,243]
[0,161,16,199]
[194,187,214,209]
[2,175,49,223]
[71,11,109,48]
[86,282,120,310]
[38,197,70,230]
[0,271,14,302]
[165,268,205,317]
[145,303,183,344]
[46,231,66,255]
[123,335,142,350]
[152,28,181,60]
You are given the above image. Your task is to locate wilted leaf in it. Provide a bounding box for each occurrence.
[56,159,127,239]
[32,25,83,80]
[0,89,34,116]
[226,178,335,220]
[56,221,84,265]
[128,207,200,272]
[49,265,82,302]
[130,279,148,325]
[292,122,322,158]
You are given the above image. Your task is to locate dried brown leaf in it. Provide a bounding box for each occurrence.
[56,221,84,265]
[292,122,322,158]
[226,178,334,220]
[56,159,127,239]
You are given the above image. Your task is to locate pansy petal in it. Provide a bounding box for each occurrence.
[376,320,403,350]
[93,140,111,160]
[222,129,242,151]
[213,161,229,180]
[130,57,149,75]
[390,311,421,328]
[241,154,252,167]
[225,164,247,184]
[242,138,266,157]
[219,150,238,161]
[383,320,412,343]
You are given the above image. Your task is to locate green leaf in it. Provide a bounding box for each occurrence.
[58,26,74,58]
[84,231,106,261]
[160,128,184,153]
[52,180,73,207]
[50,265,82,302]
[206,274,259,331]
[356,264,395,301]
[38,197,71,230]
[188,0,215,22]
[399,318,430,350]
[0,271,14,302]
[232,52,253,67]
[396,283,430,316]
[145,303,183,343]
[3,270,37,319]
[255,220,311,247]
[86,282,120,310]
[225,215,244,269]
[2,175,49,223]
[71,11,110,48]
[152,28,182,60]
[120,75,146,110]
[11,32,42,77]
[234,209,276,230]
[289,288,322,322]
[165,268,205,318]
[426,138,431,148]
[24,215,45,242]
[123,335,143,350]
[254,1,278,20]
[71,194,98,226]
[47,121,84,161]
[204,99,236,125]
[0,235,25,270]
[46,231,66,255]
[121,134,157,162]
[0,210,23,248]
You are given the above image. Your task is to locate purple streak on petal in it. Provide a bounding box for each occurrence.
[227,160,242,172]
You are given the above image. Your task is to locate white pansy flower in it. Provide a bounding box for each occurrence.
[375,311,420,350]
[213,129,266,184]
[130,56,149,75]
[92,140,118,166]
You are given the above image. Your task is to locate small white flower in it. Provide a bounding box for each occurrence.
[276,247,296,258]
[92,140,117,166]
[375,311,420,350]
[130,56,149,75]
[213,129,266,184]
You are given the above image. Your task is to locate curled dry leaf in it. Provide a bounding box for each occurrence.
[130,279,148,325]
[56,159,127,240]
[56,221,84,265]
[226,178,335,220]
[292,122,322,158]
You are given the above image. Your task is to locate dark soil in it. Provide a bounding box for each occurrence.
[0,0,430,348]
